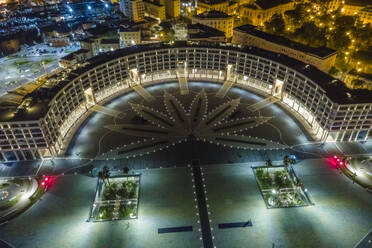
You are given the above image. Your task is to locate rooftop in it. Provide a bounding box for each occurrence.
[119,26,140,32]
[198,0,229,5]
[188,23,225,39]
[349,69,372,81]
[0,41,371,123]
[60,49,91,61]
[346,0,372,6]
[74,49,91,55]
[255,0,291,9]
[100,38,120,44]
[60,53,76,61]
[194,10,231,19]
[234,25,336,58]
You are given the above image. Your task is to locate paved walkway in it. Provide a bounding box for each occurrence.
[192,166,214,248]
[91,105,123,118]
[177,75,189,95]
[354,228,372,248]
[132,85,155,102]
[247,96,279,112]
[216,80,234,98]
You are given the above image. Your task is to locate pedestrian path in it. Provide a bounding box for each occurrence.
[247,96,279,112]
[177,74,189,95]
[216,80,234,98]
[132,85,155,102]
[91,105,123,118]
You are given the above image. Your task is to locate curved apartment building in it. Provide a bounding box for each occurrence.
[0,41,371,161]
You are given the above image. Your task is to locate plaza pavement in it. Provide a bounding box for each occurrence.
[0,82,371,248]
[0,44,79,96]
[0,168,201,248]
[202,159,372,248]
[1,159,371,248]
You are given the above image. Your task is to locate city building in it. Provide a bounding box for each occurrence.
[0,42,371,161]
[99,38,121,52]
[192,10,234,39]
[119,0,145,22]
[188,23,225,42]
[42,25,71,47]
[59,49,92,68]
[329,0,372,24]
[345,70,372,90]
[173,23,188,40]
[196,0,238,15]
[232,25,337,72]
[143,0,166,21]
[80,37,120,55]
[165,0,180,19]
[119,27,141,46]
[239,0,294,26]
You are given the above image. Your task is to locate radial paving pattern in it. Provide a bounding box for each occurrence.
[103,90,286,158]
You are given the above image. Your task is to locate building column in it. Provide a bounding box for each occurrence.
[340,131,346,141]
[13,150,20,161]
[0,151,7,162]
[365,129,370,141]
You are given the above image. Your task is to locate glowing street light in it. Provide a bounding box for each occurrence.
[88,5,92,10]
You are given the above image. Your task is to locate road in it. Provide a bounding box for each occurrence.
[0,43,79,96]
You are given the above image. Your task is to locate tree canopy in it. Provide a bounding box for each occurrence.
[264,14,286,34]
[294,21,326,47]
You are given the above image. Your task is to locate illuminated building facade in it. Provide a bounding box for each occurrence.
[329,0,372,24]
[192,10,234,38]
[239,0,294,26]
[196,0,238,15]
[0,42,371,161]
[119,0,145,22]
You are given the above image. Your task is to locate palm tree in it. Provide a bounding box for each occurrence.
[283,155,289,172]
[266,159,273,173]
[103,166,110,185]
[123,167,130,175]
[98,171,105,184]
